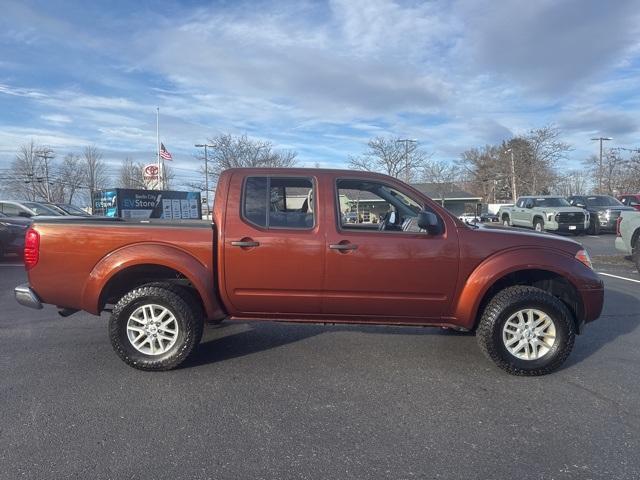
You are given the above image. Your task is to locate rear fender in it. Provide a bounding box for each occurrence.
[82,243,225,320]
[453,247,599,330]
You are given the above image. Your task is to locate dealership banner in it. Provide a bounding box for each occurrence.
[93,189,202,219]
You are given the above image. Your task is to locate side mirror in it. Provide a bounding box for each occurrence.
[18,211,32,218]
[525,204,533,209]
[417,211,441,235]
[575,202,585,208]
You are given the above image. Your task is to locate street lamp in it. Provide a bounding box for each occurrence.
[504,148,517,202]
[195,144,214,219]
[395,139,417,183]
[591,137,612,194]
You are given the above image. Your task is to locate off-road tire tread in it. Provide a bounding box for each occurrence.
[109,283,204,371]
[477,286,575,376]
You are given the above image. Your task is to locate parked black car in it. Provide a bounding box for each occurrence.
[567,195,635,234]
[0,212,30,259]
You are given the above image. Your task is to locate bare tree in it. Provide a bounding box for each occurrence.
[82,146,108,210]
[202,133,297,182]
[553,169,590,196]
[118,158,148,189]
[458,145,507,202]
[4,141,60,201]
[56,153,85,203]
[348,136,430,181]
[422,160,459,206]
[525,126,571,194]
[5,140,42,200]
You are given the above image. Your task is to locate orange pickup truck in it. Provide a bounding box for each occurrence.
[15,168,604,375]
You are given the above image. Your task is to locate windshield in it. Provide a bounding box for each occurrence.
[59,204,89,215]
[533,198,570,207]
[584,196,623,207]
[23,202,63,216]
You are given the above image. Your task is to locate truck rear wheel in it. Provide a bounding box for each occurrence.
[477,286,575,376]
[109,283,204,371]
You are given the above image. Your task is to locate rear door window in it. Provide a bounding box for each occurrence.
[1,203,22,216]
[242,176,315,229]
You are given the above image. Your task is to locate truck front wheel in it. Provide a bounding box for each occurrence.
[476,286,575,376]
[533,218,544,232]
[109,283,204,371]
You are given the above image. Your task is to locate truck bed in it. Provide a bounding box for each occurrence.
[27,217,215,314]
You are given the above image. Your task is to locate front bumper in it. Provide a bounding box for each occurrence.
[15,283,43,310]
[554,223,586,233]
[615,236,631,255]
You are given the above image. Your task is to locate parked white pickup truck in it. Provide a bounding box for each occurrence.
[615,210,640,270]
[498,196,589,234]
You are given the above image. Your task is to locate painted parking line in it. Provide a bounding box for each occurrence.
[598,272,640,284]
[0,264,23,267]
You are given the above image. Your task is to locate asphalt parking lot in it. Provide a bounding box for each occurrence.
[1,234,639,480]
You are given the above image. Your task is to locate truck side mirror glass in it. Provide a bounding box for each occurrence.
[526,204,533,209]
[417,211,441,235]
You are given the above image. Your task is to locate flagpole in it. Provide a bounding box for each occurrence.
[156,107,161,190]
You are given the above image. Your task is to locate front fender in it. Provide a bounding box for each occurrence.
[453,247,601,330]
[82,243,225,320]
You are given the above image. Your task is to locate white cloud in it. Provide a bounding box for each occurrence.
[41,114,72,125]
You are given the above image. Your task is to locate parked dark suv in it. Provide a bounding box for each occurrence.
[567,195,634,234]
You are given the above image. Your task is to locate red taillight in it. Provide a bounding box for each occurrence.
[24,228,40,270]
[616,216,622,237]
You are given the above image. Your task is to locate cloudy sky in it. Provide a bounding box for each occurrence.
[1,0,639,187]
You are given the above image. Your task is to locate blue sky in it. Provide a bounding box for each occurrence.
[1,0,639,188]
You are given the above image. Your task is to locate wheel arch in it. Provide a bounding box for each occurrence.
[453,249,587,332]
[83,243,226,321]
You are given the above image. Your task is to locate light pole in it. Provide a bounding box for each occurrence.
[36,150,54,202]
[195,144,214,218]
[591,137,612,194]
[396,139,417,183]
[504,148,517,202]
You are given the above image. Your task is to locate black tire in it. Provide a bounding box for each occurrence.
[109,283,204,371]
[588,217,600,235]
[533,218,544,232]
[476,286,575,376]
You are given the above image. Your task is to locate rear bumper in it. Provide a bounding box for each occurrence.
[15,283,43,310]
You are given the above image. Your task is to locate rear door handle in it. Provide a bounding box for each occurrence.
[231,240,260,247]
[329,243,358,251]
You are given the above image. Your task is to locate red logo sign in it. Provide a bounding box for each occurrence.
[143,164,159,180]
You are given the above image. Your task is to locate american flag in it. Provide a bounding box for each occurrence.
[160,143,173,161]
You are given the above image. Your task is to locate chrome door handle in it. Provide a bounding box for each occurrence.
[329,243,358,251]
[231,240,260,247]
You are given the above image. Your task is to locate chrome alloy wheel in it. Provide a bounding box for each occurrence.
[502,308,556,360]
[126,304,179,356]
